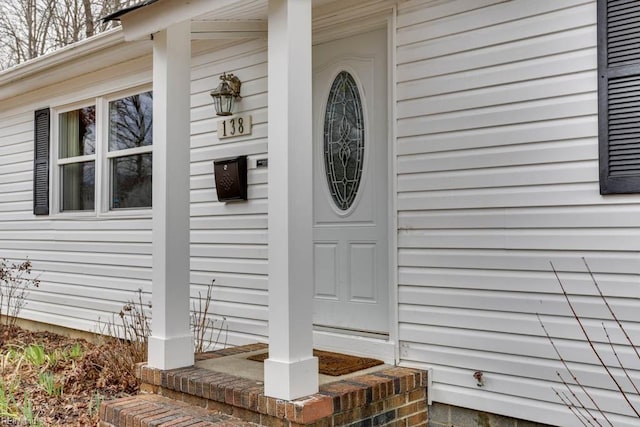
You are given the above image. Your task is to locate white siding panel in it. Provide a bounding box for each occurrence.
[398,72,597,119]
[187,39,269,345]
[399,249,640,274]
[399,267,640,298]
[396,1,640,426]
[398,94,597,138]
[398,48,597,103]
[399,229,640,251]
[400,205,640,229]
[398,27,596,83]
[398,0,595,48]
[398,162,596,191]
[398,140,596,174]
[398,116,597,156]
[190,271,266,290]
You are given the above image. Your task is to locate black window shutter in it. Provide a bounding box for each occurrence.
[33,108,50,215]
[598,0,640,194]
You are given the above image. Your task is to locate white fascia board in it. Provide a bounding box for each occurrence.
[120,0,245,41]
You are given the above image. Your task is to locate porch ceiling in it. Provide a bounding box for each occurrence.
[193,0,338,21]
[118,0,396,41]
[193,0,397,44]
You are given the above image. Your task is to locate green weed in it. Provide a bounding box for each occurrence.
[0,379,19,420]
[65,343,83,359]
[21,394,42,427]
[37,372,63,397]
[89,392,103,418]
[24,344,47,368]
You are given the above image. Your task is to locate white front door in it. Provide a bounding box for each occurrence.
[312,28,389,335]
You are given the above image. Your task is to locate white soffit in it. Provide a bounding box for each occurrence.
[196,0,267,20]
[119,0,249,41]
[120,0,396,41]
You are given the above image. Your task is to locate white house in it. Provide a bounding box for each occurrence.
[0,0,639,426]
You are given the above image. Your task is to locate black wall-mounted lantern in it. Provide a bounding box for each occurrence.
[210,72,242,116]
[214,156,247,202]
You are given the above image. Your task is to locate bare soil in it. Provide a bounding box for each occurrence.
[0,325,138,426]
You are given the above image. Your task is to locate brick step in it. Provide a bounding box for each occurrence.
[99,394,257,427]
[113,344,429,426]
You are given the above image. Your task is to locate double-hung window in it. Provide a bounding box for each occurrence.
[107,92,153,209]
[48,90,153,214]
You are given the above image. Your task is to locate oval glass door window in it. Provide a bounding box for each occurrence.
[323,71,365,211]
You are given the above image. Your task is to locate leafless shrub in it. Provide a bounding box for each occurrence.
[87,283,227,391]
[539,259,640,426]
[90,289,151,393]
[0,258,40,329]
[191,280,228,353]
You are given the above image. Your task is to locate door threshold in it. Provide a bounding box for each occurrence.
[314,324,389,339]
[313,327,396,364]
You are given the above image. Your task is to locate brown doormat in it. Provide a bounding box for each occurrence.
[247,350,384,376]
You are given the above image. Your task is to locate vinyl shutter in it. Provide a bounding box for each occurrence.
[33,108,50,215]
[598,0,640,194]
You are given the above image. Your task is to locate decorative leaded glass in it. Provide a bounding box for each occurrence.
[324,71,365,211]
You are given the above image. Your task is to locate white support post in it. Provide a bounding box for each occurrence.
[148,20,194,370]
[264,0,318,400]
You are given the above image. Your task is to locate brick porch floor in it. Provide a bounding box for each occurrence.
[99,344,428,427]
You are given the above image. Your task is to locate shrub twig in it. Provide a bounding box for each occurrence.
[602,323,640,396]
[0,258,40,329]
[553,388,592,427]
[191,280,228,353]
[542,260,640,424]
[583,260,640,360]
[538,313,611,426]
[550,261,640,418]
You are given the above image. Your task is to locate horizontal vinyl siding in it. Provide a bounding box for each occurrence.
[0,114,153,332]
[396,1,640,426]
[0,38,269,348]
[189,39,269,347]
[0,40,155,334]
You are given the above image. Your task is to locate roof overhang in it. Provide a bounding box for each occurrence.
[102,0,159,21]
[0,28,150,102]
[111,0,251,41]
[105,0,397,43]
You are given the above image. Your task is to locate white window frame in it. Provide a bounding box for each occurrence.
[52,85,153,218]
[102,88,154,214]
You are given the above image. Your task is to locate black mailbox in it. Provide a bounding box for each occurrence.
[214,156,247,202]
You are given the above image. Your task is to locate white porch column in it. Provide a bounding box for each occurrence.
[148,20,194,370]
[264,0,318,400]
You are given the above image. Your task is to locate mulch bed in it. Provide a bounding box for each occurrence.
[0,325,138,426]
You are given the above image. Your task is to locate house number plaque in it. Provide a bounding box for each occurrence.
[217,115,252,139]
